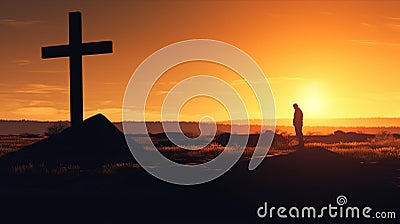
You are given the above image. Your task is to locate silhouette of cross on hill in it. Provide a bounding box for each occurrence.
[42,11,113,128]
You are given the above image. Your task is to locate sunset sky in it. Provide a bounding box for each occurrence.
[1,1,400,124]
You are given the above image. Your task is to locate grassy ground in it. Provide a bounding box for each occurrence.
[0,135,44,157]
[310,137,400,162]
[0,134,398,223]
[1,133,399,175]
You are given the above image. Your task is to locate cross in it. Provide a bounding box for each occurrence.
[41,11,112,128]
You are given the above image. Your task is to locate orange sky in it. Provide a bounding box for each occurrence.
[1,1,400,124]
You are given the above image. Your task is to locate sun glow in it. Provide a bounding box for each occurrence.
[304,96,322,115]
[298,83,326,118]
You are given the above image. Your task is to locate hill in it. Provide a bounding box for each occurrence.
[0,114,136,170]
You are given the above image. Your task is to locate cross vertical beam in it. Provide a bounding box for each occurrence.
[69,12,83,128]
[41,12,113,129]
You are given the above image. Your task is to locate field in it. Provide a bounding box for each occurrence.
[0,135,44,157]
[0,130,398,223]
[0,132,399,175]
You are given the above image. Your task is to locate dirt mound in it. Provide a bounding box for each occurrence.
[0,114,137,170]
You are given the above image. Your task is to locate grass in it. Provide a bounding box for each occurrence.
[143,142,296,164]
[102,162,140,175]
[0,135,44,156]
[10,163,81,175]
[308,137,400,162]
[1,133,400,175]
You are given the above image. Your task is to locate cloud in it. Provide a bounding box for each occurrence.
[0,19,40,27]
[27,70,67,73]
[15,84,67,94]
[150,81,177,86]
[360,22,372,27]
[385,17,400,20]
[13,107,69,119]
[27,100,53,107]
[158,90,170,95]
[99,100,113,105]
[103,82,120,85]
[230,78,267,86]
[86,107,121,114]
[346,39,400,47]
[157,90,183,95]
[268,76,308,81]
[13,59,32,66]
[385,23,400,30]
[381,17,400,31]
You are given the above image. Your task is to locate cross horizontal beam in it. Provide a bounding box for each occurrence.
[82,41,112,56]
[42,41,112,59]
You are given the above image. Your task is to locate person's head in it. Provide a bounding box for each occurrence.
[293,103,299,109]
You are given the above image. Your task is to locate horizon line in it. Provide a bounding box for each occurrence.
[3,117,400,122]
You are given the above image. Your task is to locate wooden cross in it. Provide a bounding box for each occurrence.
[42,11,112,128]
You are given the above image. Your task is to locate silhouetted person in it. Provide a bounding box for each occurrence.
[293,103,304,147]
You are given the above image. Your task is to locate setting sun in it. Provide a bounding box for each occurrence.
[300,83,325,118]
[303,97,323,117]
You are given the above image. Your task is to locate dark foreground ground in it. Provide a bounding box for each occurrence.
[0,115,398,223]
[0,147,398,224]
